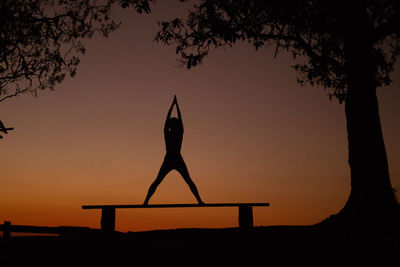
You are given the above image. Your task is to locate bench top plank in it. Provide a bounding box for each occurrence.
[82,203,269,209]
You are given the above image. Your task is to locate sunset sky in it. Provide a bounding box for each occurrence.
[1,2,400,232]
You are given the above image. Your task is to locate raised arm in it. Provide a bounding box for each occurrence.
[174,96,184,132]
[164,97,175,132]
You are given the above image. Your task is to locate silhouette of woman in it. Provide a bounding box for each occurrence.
[143,96,204,205]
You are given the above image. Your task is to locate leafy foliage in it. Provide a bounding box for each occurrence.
[155,0,400,102]
[0,0,154,102]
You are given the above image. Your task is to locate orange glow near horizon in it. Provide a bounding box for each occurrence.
[1,3,400,232]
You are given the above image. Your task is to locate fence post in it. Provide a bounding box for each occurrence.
[4,221,11,239]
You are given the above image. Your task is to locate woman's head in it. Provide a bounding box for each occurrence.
[166,117,179,131]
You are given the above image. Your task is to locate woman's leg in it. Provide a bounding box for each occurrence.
[176,156,204,204]
[143,158,172,205]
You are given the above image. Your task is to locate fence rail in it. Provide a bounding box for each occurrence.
[0,221,98,239]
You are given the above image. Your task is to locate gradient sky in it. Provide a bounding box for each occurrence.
[1,2,400,232]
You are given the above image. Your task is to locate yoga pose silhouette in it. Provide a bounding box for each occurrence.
[143,96,204,205]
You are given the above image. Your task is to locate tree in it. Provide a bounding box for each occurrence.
[154,0,400,223]
[0,0,153,139]
[0,0,152,102]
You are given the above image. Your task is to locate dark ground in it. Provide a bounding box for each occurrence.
[1,224,399,266]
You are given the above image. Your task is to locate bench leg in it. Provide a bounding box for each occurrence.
[239,206,253,229]
[101,208,115,232]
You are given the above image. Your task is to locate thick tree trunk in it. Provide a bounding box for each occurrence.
[323,4,399,225]
[334,5,398,223]
[322,59,399,226]
[342,75,398,221]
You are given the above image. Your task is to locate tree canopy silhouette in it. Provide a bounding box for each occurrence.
[0,0,152,102]
[154,0,400,223]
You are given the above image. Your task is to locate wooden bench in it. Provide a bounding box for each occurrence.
[82,203,270,232]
